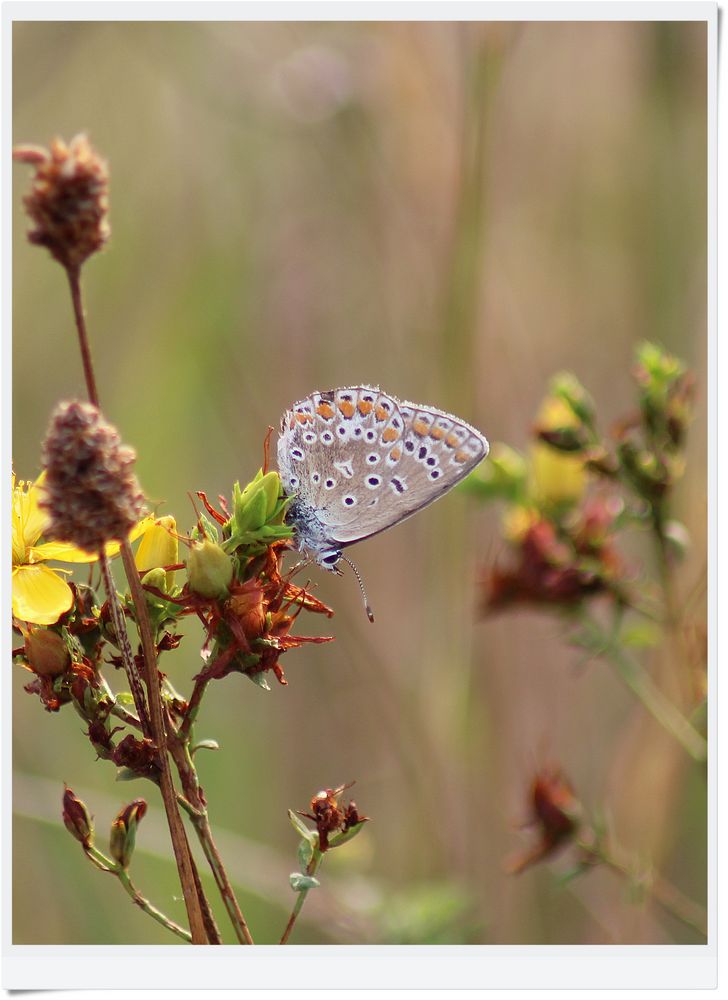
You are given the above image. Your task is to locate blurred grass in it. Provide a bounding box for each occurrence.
[12,20,707,944]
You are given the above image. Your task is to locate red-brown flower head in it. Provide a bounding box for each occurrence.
[505,766,582,875]
[13,134,109,271]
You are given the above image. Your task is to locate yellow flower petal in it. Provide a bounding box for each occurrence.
[31,515,158,564]
[12,564,75,625]
[135,516,178,590]
[12,471,49,563]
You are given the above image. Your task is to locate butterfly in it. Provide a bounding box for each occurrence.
[277,386,488,617]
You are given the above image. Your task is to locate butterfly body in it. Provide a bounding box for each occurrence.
[277,385,489,571]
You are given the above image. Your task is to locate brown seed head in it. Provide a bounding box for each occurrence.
[14,134,110,270]
[41,400,145,552]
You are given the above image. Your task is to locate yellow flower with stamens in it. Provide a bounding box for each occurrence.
[12,472,153,626]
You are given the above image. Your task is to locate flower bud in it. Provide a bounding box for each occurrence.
[24,627,70,676]
[109,799,147,869]
[234,471,284,534]
[550,372,596,429]
[186,538,233,598]
[62,786,94,849]
[135,516,178,590]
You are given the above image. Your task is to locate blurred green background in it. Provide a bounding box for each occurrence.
[12,20,707,944]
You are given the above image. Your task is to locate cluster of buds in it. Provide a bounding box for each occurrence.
[505,766,582,875]
[143,472,334,689]
[62,787,148,872]
[478,344,693,616]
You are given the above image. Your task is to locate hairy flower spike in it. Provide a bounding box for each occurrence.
[13,134,110,271]
[41,401,145,552]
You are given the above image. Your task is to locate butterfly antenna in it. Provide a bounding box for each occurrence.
[341,555,375,623]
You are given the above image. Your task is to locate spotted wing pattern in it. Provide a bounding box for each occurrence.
[277,385,488,553]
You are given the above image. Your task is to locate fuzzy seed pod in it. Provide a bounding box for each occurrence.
[41,401,145,552]
[13,134,110,271]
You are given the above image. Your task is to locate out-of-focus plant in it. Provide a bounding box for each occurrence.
[12,135,365,945]
[505,766,706,938]
[466,350,707,941]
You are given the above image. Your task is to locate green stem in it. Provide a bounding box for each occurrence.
[166,730,254,944]
[578,837,707,938]
[116,868,193,943]
[605,636,706,762]
[84,845,192,942]
[280,849,323,945]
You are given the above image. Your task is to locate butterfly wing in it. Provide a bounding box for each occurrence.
[278,386,488,548]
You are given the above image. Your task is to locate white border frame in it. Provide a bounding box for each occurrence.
[2,2,718,990]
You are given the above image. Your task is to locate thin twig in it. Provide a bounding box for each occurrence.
[280,850,322,944]
[66,265,99,407]
[84,844,192,942]
[579,838,707,938]
[98,552,151,737]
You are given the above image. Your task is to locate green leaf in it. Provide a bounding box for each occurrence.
[298,837,314,870]
[115,767,142,782]
[289,873,320,892]
[620,622,662,649]
[191,739,220,754]
[246,671,271,691]
[288,809,316,843]
[328,819,367,849]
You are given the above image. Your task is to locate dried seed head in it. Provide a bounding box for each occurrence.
[41,401,145,552]
[13,134,109,270]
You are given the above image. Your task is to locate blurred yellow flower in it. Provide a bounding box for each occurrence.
[12,472,152,626]
[530,398,587,506]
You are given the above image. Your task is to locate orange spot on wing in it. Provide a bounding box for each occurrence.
[382,426,399,443]
[445,433,460,448]
[375,405,388,422]
[338,400,355,418]
[358,399,373,416]
[391,446,402,461]
[429,426,445,440]
[296,412,314,425]
[413,419,429,436]
[316,402,334,420]
[454,449,469,463]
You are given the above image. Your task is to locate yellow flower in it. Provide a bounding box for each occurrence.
[530,398,587,506]
[135,515,178,591]
[12,472,153,626]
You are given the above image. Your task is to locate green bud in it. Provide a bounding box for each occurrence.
[187,538,233,598]
[550,372,596,428]
[234,471,285,534]
[109,799,147,869]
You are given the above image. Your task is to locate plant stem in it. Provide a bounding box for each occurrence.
[84,844,192,942]
[280,850,322,944]
[116,867,193,942]
[167,730,254,944]
[579,838,707,938]
[98,552,151,737]
[66,265,100,407]
[180,675,209,742]
[120,540,211,944]
[603,634,707,763]
[579,614,707,763]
